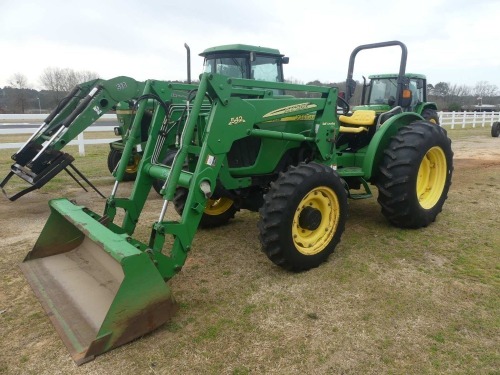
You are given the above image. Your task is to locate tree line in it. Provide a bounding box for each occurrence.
[0,68,99,114]
[1,69,498,113]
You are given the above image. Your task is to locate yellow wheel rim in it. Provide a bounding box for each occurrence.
[428,118,437,124]
[125,154,141,174]
[417,146,447,209]
[292,186,340,256]
[204,197,234,216]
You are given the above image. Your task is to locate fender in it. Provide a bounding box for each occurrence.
[415,101,438,114]
[362,112,424,181]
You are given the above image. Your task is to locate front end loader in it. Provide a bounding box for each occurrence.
[19,41,453,364]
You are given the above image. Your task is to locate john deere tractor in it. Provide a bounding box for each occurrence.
[345,42,440,124]
[14,41,452,364]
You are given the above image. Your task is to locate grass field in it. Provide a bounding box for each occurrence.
[0,126,499,374]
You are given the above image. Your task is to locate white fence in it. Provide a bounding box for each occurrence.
[0,113,118,156]
[1,111,498,156]
[0,125,118,156]
[438,111,499,129]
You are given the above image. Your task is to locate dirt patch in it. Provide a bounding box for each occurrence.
[0,132,499,374]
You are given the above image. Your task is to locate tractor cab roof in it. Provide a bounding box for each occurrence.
[200,44,284,57]
[369,73,427,80]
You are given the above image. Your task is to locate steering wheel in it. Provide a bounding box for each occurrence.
[337,95,350,115]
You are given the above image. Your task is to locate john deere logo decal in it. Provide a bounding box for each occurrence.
[263,103,317,118]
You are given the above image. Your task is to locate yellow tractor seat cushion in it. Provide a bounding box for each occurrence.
[339,110,377,126]
[339,126,368,134]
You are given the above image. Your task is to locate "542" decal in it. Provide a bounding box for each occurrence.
[228,116,246,125]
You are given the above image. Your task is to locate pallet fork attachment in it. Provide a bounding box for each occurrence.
[1,77,145,201]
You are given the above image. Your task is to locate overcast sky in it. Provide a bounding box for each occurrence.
[1,0,499,90]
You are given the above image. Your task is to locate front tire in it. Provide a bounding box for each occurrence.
[107,149,140,181]
[173,188,238,228]
[258,162,348,272]
[492,122,500,137]
[376,121,453,228]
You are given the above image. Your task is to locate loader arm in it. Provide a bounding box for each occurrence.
[0,76,146,201]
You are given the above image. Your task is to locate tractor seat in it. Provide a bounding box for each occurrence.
[339,110,377,125]
[339,110,376,133]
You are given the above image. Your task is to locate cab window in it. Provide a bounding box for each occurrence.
[251,55,282,82]
[368,78,398,105]
[203,57,248,79]
[409,79,424,108]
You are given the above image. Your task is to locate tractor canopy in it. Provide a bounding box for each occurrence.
[200,44,288,83]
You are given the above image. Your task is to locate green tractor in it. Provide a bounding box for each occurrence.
[345,42,440,124]
[17,41,452,364]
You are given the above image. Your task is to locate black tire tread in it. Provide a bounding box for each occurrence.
[258,162,348,272]
[107,149,136,181]
[491,122,500,137]
[376,121,453,228]
[421,108,440,125]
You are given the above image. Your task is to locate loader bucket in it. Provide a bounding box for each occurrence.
[20,198,177,365]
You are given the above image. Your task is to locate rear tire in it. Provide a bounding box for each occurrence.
[258,162,348,272]
[376,121,453,228]
[421,108,440,125]
[107,149,140,181]
[492,122,500,137]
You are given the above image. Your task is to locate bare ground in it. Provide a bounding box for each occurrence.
[0,129,499,374]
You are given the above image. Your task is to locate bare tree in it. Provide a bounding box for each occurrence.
[449,84,472,98]
[40,67,68,104]
[40,67,99,106]
[473,81,498,99]
[64,70,99,91]
[8,73,29,113]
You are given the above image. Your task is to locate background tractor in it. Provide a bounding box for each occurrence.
[345,42,440,124]
[15,41,453,364]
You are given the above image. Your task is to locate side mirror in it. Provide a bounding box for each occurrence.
[401,89,412,108]
[282,56,289,64]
